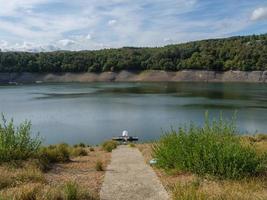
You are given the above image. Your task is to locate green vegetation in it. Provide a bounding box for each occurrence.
[0,114,41,163]
[153,114,266,179]
[102,140,117,152]
[71,147,88,157]
[0,34,267,73]
[129,143,136,148]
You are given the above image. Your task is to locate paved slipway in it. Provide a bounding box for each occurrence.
[100,145,170,200]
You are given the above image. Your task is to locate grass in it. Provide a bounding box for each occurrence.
[171,177,267,200]
[95,160,104,171]
[139,140,267,200]
[129,143,136,148]
[73,143,87,148]
[102,140,118,152]
[0,182,98,200]
[89,147,95,152]
[0,162,45,190]
[153,113,266,179]
[0,114,41,163]
[70,147,88,157]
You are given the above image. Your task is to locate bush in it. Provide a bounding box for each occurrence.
[0,114,41,163]
[129,143,136,148]
[95,161,103,171]
[73,143,86,148]
[89,147,95,152]
[38,143,70,165]
[71,147,88,157]
[102,140,117,152]
[153,114,266,179]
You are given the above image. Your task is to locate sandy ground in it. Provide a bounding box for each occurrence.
[1,70,266,83]
[45,147,111,197]
[100,145,170,200]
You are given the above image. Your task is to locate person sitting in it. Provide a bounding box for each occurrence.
[122,130,128,137]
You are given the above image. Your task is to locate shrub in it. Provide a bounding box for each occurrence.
[0,114,41,163]
[71,147,88,157]
[129,143,136,148]
[38,143,70,165]
[102,140,117,152]
[153,114,266,179]
[95,161,103,171]
[89,147,95,152]
[73,143,86,148]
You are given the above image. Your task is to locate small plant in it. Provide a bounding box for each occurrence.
[38,143,70,165]
[71,147,88,157]
[64,182,79,200]
[95,160,104,171]
[63,181,96,200]
[102,140,117,152]
[172,182,207,200]
[0,114,41,163]
[129,143,136,148]
[73,143,86,148]
[89,147,95,152]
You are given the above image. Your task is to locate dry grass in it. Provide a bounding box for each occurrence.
[138,140,267,200]
[0,146,111,199]
[45,146,111,197]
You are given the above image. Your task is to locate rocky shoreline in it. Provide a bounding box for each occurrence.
[0,70,266,83]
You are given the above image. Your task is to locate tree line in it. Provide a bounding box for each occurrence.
[0,34,266,73]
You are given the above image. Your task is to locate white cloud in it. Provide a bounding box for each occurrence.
[0,0,263,51]
[108,19,117,26]
[86,34,92,40]
[57,39,76,47]
[251,7,267,21]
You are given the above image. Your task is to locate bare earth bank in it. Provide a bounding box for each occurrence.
[0,70,267,83]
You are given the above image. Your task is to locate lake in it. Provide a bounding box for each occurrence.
[0,82,266,145]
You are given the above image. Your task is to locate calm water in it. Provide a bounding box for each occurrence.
[0,82,266,145]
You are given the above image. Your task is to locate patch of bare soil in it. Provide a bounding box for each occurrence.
[46,147,111,197]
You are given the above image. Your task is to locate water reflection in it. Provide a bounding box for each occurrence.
[0,82,266,145]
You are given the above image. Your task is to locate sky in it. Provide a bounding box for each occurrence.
[0,0,267,52]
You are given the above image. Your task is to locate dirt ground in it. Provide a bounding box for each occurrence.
[45,147,111,197]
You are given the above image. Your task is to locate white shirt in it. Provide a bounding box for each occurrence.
[122,130,128,137]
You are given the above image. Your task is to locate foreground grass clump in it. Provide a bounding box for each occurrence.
[153,114,266,179]
[0,115,41,163]
[102,140,117,152]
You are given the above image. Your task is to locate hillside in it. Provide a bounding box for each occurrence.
[0,34,267,73]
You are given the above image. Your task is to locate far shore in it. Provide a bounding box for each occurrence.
[0,70,267,84]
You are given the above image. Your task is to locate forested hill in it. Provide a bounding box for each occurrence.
[0,34,267,73]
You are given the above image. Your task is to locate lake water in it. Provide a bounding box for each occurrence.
[0,82,266,145]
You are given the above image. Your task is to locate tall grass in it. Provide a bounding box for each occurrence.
[153,113,266,179]
[0,114,41,163]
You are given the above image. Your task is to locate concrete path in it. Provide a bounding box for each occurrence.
[100,145,170,200]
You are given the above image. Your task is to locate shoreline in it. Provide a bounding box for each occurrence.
[0,70,267,83]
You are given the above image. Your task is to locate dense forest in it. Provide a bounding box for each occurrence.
[0,34,267,73]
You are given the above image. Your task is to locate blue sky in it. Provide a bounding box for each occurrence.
[0,0,267,51]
